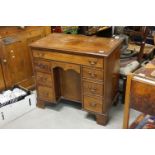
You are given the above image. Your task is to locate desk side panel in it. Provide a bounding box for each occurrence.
[104,45,121,113]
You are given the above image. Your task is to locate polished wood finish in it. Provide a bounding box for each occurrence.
[83,95,103,113]
[82,67,103,81]
[0,26,51,90]
[30,33,121,56]
[123,74,133,129]
[36,72,53,86]
[32,50,104,68]
[83,80,103,96]
[34,59,51,73]
[96,113,108,125]
[37,85,54,102]
[30,33,122,125]
[131,79,155,115]
[123,58,155,128]
[0,26,51,38]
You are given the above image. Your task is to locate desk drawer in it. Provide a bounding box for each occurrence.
[83,80,103,96]
[34,59,51,73]
[36,72,52,86]
[37,86,54,101]
[32,50,104,68]
[82,67,103,81]
[83,95,103,113]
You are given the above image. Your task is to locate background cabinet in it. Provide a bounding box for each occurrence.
[0,26,51,90]
[0,64,5,91]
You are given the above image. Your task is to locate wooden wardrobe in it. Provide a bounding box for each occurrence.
[0,26,51,91]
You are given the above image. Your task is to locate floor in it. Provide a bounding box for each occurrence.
[1,99,140,129]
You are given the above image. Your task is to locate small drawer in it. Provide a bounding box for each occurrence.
[36,72,52,86]
[82,67,103,81]
[83,96,103,113]
[86,57,103,68]
[34,59,51,73]
[32,50,104,68]
[83,80,103,96]
[37,86,54,101]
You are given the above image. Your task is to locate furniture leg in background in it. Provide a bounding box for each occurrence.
[123,74,133,129]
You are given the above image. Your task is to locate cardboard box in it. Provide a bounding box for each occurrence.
[0,91,36,127]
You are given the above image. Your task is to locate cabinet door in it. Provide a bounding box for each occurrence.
[1,28,50,89]
[0,64,5,91]
[1,38,33,87]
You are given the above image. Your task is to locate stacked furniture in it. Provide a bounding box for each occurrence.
[123,58,155,128]
[119,27,155,102]
[30,33,123,125]
[0,26,51,91]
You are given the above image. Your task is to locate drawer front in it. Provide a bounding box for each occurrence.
[34,59,51,73]
[83,80,103,96]
[37,86,54,101]
[36,72,52,86]
[83,96,103,113]
[32,50,104,68]
[82,67,103,81]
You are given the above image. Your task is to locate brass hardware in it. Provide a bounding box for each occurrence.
[38,53,44,57]
[3,59,7,63]
[88,59,97,65]
[12,55,15,59]
[88,86,97,93]
[45,92,49,97]
[90,103,96,107]
[90,88,97,93]
[88,71,96,77]
[40,77,47,82]
[10,50,14,53]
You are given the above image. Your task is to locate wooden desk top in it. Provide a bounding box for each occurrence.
[30,33,123,57]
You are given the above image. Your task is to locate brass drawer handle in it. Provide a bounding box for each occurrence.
[3,59,7,63]
[88,59,97,65]
[89,102,97,107]
[37,53,44,57]
[39,77,48,82]
[38,64,48,70]
[88,71,96,78]
[10,50,14,53]
[90,88,97,93]
[88,86,97,93]
[43,92,49,97]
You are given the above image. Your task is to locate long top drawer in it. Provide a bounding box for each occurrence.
[32,50,104,68]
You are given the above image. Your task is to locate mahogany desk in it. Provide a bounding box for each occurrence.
[30,33,122,125]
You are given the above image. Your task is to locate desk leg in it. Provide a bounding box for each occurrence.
[37,99,45,109]
[96,113,108,125]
